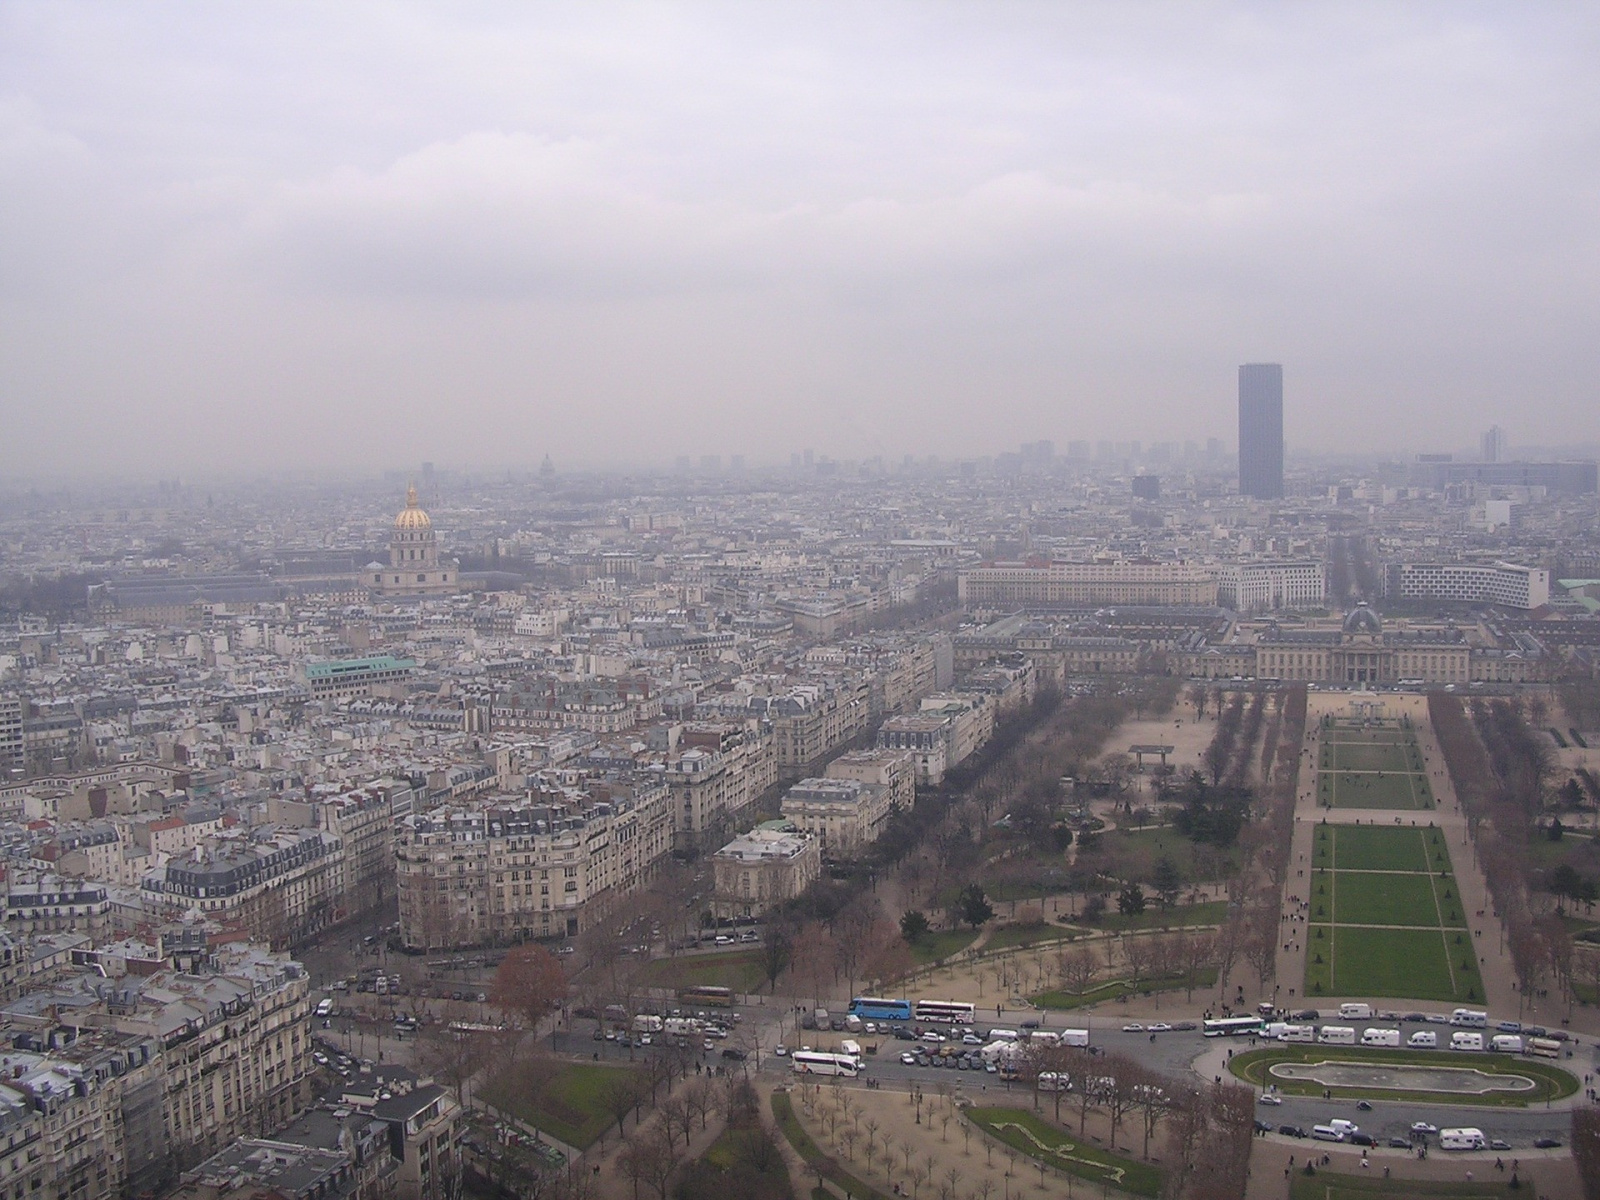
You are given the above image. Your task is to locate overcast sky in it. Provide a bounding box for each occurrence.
[3,3,1598,477]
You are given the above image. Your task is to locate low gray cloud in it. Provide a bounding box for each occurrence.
[2,2,1597,475]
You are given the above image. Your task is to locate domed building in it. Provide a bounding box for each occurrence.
[368,484,458,598]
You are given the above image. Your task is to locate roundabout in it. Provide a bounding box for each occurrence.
[1268,1059,1536,1095]
[1227,1045,1579,1107]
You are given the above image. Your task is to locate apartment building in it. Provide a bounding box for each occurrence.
[711,827,821,919]
[1390,561,1551,610]
[107,942,315,1172]
[145,829,342,950]
[779,777,890,859]
[1215,562,1326,613]
[958,560,1219,608]
[395,776,672,949]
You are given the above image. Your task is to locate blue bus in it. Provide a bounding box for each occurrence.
[848,997,913,1022]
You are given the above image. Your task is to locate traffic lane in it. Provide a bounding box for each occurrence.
[1259,1095,1572,1151]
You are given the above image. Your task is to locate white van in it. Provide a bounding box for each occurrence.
[1440,1128,1486,1151]
[1449,1008,1488,1028]
[1339,1003,1373,1020]
[1490,1034,1524,1054]
[1408,1030,1438,1049]
[1317,1025,1356,1045]
[1282,1024,1317,1043]
[1450,1031,1484,1052]
[1360,1027,1400,1047]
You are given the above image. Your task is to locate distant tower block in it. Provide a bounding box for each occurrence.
[1238,363,1284,499]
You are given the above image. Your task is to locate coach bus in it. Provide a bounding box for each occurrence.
[677,985,735,1008]
[914,999,977,1025]
[1202,1016,1264,1038]
[791,1051,862,1077]
[848,997,913,1022]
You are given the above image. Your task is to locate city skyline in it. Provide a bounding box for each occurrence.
[3,4,1600,476]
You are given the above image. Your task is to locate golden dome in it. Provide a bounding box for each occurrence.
[394,483,432,530]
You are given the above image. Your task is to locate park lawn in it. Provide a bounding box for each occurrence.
[1305,925,1480,1004]
[639,949,768,994]
[1328,770,1432,810]
[981,922,1080,953]
[1033,967,1216,1010]
[1102,826,1240,884]
[1330,871,1445,926]
[480,1061,638,1148]
[908,928,980,965]
[1322,739,1418,774]
[1289,1169,1518,1198]
[1229,1044,1577,1108]
[1316,825,1433,872]
[1092,900,1229,932]
[965,1106,1163,1198]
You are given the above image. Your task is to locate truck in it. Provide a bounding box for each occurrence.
[1450,1031,1484,1052]
[1339,1003,1373,1020]
[1317,1025,1356,1045]
[1440,1128,1486,1151]
[1360,1028,1400,1047]
[1449,1008,1488,1028]
[1490,1034,1524,1054]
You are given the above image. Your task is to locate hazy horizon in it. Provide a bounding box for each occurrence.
[4,3,1598,477]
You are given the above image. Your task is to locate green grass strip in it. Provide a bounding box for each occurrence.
[965,1106,1162,1198]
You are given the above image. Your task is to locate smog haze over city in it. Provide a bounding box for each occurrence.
[4,2,1599,480]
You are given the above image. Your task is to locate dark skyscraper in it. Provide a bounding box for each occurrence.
[1238,362,1284,499]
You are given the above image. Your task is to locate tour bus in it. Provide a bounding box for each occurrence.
[1450,1031,1484,1052]
[848,997,913,1022]
[914,999,977,1025]
[1339,1003,1373,1020]
[1317,1025,1356,1045]
[1408,1031,1438,1049]
[1440,1128,1486,1151]
[791,1051,861,1077]
[1449,1008,1488,1028]
[315,998,335,1018]
[1529,1037,1562,1058]
[1361,1028,1400,1047]
[1202,1016,1265,1038]
[1059,1028,1091,1047]
[1490,1034,1524,1054]
[1281,1025,1317,1043]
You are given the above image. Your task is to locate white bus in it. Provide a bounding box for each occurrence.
[791,1051,861,1077]
[1317,1026,1356,1045]
[914,999,977,1025]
